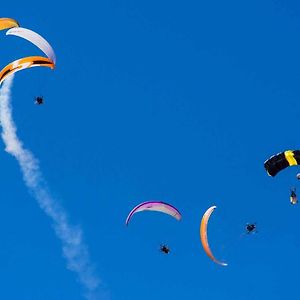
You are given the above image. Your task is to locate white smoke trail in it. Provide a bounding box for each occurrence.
[0,76,102,300]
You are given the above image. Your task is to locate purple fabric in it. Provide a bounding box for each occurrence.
[126,201,181,225]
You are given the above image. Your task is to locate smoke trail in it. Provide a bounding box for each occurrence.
[0,76,102,299]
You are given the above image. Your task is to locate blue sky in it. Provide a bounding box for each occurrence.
[0,0,300,299]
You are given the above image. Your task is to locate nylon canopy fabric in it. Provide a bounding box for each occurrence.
[200,206,228,266]
[0,56,55,85]
[6,27,56,64]
[0,18,19,31]
[264,150,300,177]
[126,201,181,225]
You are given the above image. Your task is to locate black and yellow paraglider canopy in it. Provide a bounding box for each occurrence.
[264,150,300,177]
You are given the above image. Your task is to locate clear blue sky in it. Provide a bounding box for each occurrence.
[0,0,300,299]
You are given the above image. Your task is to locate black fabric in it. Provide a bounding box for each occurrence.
[264,152,289,177]
[32,60,52,65]
[0,68,13,81]
[293,150,300,164]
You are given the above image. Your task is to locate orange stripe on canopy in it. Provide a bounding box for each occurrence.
[0,56,55,85]
[0,18,19,30]
[200,206,227,266]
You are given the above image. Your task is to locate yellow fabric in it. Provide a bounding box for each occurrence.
[285,150,298,166]
[0,18,19,31]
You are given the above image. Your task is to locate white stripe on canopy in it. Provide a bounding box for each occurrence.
[6,27,56,64]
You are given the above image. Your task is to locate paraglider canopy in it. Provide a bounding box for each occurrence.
[6,27,56,64]
[264,150,300,177]
[0,18,19,31]
[0,56,55,85]
[126,201,181,225]
[200,206,228,266]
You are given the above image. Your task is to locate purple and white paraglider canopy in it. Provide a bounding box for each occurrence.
[126,201,182,225]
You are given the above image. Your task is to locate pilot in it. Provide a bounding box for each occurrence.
[160,244,170,254]
[246,223,256,234]
[35,96,43,105]
[290,188,298,205]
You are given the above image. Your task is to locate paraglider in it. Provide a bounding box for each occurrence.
[35,96,44,105]
[160,244,170,254]
[200,206,227,266]
[125,201,181,225]
[0,18,19,31]
[290,188,297,205]
[6,27,56,64]
[0,24,56,85]
[245,223,256,234]
[264,150,300,177]
[0,56,55,85]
